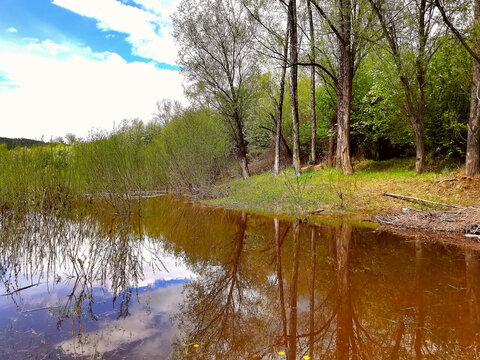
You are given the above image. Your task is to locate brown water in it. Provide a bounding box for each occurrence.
[0,196,478,359]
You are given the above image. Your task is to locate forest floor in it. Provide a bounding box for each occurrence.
[206,158,480,235]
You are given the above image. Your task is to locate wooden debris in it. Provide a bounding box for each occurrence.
[437,176,472,184]
[2,282,42,296]
[308,209,324,215]
[383,192,461,209]
[376,207,480,234]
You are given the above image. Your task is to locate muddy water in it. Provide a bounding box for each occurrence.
[0,196,479,359]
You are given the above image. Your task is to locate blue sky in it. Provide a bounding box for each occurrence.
[0,0,183,139]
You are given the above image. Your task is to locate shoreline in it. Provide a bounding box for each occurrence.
[203,162,480,238]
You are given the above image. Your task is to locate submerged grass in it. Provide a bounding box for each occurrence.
[207,158,480,218]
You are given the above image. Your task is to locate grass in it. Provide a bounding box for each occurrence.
[206,158,480,219]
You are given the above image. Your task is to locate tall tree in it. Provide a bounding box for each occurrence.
[243,0,292,175]
[289,0,302,177]
[368,0,440,174]
[435,0,480,176]
[310,0,369,174]
[172,0,258,179]
[307,0,318,165]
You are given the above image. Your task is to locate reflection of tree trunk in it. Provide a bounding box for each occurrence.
[413,240,425,359]
[275,218,288,350]
[465,248,480,344]
[225,212,247,311]
[389,320,405,360]
[336,224,354,360]
[309,228,316,359]
[288,222,300,360]
[198,212,247,337]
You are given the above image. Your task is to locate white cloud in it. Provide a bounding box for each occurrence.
[52,0,179,64]
[0,39,184,140]
[6,27,18,33]
[131,0,179,17]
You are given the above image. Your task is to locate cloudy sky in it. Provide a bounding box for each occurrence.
[0,0,183,140]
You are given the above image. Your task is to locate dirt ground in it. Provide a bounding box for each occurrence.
[376,207,480,235]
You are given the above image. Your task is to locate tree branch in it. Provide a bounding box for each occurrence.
[434,0,480,64]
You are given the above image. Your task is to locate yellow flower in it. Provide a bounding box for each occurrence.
[278,350,285,355]
[193,344,199,348]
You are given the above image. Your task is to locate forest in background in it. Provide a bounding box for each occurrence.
[1,0,479,214]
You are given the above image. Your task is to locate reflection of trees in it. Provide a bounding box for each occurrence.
[171,212,480,359]
[0,208,163,336]
[465,248,480,347]
[287,222,300,360]
[312,224,372,359]
[173,212,260,359]
[274,217,289,352]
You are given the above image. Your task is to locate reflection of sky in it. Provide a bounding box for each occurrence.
[58,284,185,359]
[0,235,195,359]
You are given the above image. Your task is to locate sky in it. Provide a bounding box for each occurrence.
[0,0,184,140]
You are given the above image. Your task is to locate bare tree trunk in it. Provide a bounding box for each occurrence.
[275,21,291,176]
[412,120,426,174]
[308,0,317,165]
[336,0,354,175]
[368,0,430,174]
[289,0,301,177]
[327,109,337,168]
[413,0,428,174]
[467,0,480,177]
[234,111,250,179]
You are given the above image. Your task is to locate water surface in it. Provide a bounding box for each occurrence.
[0,196,478,359]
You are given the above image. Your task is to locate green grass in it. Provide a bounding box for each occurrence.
[206,158,474,219]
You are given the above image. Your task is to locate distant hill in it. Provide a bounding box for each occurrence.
[0,137,45,150]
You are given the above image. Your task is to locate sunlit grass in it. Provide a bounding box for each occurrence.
[207,158,480,217]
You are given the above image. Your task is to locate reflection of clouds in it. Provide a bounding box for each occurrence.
[138,250,196,288]
[57,284,184,358]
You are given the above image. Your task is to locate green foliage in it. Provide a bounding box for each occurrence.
[424,38,471,159]
[0,144,71,211]
[351,54,414,159]
[0,109,234,212]
[154,109,233,193]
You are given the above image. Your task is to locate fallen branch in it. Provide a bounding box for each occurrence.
[2,282,42,296]
[21,305,61,313]
[383,192,462,209]
[437,176,471,184]
[308,208,324,215]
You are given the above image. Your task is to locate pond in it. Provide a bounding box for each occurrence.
[0,196,478,359]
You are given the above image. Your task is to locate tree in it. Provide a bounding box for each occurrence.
[172,0,259,179]
[242,0,292,175]
[368,0,441,174]
[289,0,302,177]
[309,0,371,174]
[307,0,318,165]
[435,0,480,176]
